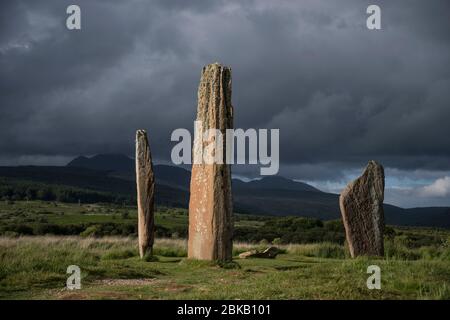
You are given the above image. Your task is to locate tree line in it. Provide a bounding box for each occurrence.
[0,178,131,204]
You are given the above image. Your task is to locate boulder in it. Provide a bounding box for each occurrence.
[339,160,385,257]
[239,247,280,259]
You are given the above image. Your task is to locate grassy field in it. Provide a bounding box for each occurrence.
[0,236,449,300]
[0,201,449,299]
[5,201,450,245]
[0,201,267,238]
[0,200,181,228]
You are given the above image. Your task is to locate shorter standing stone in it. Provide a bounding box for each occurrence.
[339,160,385,257]
[135,130,155,258]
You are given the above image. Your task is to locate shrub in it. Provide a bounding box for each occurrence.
[418,246,450,261]
[8,224,34,235]
[384,239,421,260]
[80,225,101,238]
[272,237,282,245]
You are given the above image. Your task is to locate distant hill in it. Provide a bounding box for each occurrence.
[153,164,191,191]
[66,154,318,192]
[67,154,134,172]
[234,176,320,192]
[0,154,449,228]
[66,154,191,189]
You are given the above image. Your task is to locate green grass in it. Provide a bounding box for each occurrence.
[4,201,447,248]
[0,236,449,300]
[0,201,187,238]
[1,201,449,299]
[283,242,347,259]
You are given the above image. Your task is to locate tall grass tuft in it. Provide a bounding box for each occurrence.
[384,239,450,261]
[285,242,346,259]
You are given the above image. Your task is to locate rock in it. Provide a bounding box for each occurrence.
[135,130,155,258]
[238,250,258,259]
[339,160,385,257]
[239,247,280,259]
[188,63,234,261]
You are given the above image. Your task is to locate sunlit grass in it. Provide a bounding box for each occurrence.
[1,236,449,300]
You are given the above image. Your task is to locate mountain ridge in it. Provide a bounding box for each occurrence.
[0,154,448,228]
[66,153,319,193]
[67,154,134,172]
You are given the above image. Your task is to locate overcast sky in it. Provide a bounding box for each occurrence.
[1,0,450,208]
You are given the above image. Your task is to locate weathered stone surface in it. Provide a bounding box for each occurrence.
[339,160,385,257]
[188,63,233,261]
[135,130,155,258]
[239,247,280,259]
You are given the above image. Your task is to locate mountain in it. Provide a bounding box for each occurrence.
[386,206,450,228]
[233,176,320,192]
[66,154,317,192]
[67,154,191,189]
[67,154,134,172]
[0,165,135,195]
[0,154,449,228]
[153,165,191,190]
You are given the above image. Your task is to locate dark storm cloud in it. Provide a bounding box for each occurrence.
[1,0,450,185]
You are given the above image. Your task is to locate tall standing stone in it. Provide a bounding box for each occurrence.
[339,160,385,257]
[188,63,233,261]
[135,130,155,258]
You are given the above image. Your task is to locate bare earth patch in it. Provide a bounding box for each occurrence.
[163,281,193,293]
[94,278,157,286]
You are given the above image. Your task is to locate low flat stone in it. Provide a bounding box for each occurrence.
[239,246,280,259]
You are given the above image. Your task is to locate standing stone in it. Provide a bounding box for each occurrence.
[339,160,385,257]
[188,63,233,261]
[135,130,155,258]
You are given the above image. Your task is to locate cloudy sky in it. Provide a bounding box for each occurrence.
[1,0,450,208]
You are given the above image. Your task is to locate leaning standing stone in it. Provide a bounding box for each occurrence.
[339,160,385,257]
[135,130,155,258]
[188,63,234,261]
